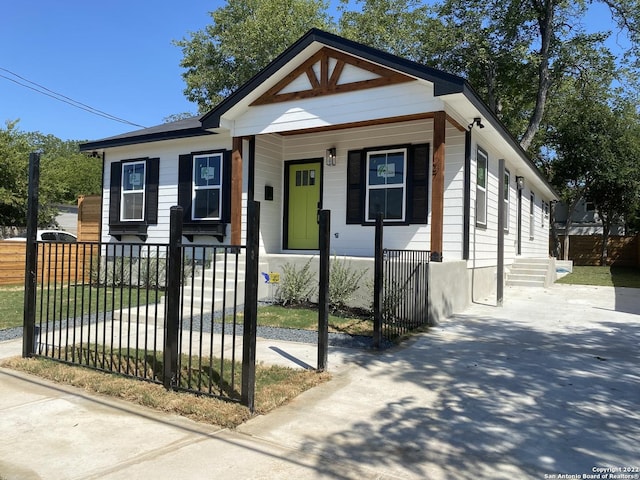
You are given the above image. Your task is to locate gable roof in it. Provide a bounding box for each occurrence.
[79,115,214,152]
[201,28,477,129]
[78,28,557,199]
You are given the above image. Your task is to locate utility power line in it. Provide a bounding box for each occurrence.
[0,67,147,129]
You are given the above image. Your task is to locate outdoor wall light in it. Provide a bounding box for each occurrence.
[326,147,336,166]
[516,176,525,190]
[468,117,485,130]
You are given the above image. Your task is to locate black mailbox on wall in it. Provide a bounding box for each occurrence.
[264,185,274,201]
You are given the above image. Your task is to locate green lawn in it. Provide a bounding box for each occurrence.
[255,305,373,336]
[0,285,162,331]
[556,266,640,288]
[1,287,372,336]
[0,288,25,330]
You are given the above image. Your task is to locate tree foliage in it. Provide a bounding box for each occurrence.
[174,0,333,112]
[548,92,640,261]
[0,121,102,228]
[176,0,639,155]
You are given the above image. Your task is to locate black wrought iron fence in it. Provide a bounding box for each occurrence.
[373,216,431,345]
[175,244,246,399]
[34,241,168,384]
[30,240,249,402]
[25,202,261,409]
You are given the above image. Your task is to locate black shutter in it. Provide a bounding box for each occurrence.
[178,154,193,222]
[222,150,232,223]
[408,144,429,224]
[109,161,122,225]
[346,150,364,224]
[145,158,160,224]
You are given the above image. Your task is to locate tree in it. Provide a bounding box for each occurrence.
[338,0,432,62]
[587,99,640,264]
[0,121,31,226]
[174,0,333,112]
[327,0,639,154]
[548,93,640,262]
[28,133,102,204]
[0,121,101,228]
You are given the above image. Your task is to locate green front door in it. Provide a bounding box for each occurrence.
[287,161,321,249]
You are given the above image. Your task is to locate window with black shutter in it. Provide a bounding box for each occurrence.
[346,143,429,225]
[108,157,159,240]
[178,149,231,241]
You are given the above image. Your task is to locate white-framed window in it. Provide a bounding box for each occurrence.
[504,169,510,232]
[476,147,488,227]
[542,200,548,227]
[529,191,535,240]
[365,148,407,221]
[192,153,223,220]
[121,161,145,221]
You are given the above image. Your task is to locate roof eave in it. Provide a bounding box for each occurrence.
[79,127,215,152]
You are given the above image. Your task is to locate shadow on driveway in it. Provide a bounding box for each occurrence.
[291,285,640,479]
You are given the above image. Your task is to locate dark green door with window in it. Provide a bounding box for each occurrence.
[286,161,321,249]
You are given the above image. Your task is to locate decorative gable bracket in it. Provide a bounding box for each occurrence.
[250,47,414,106]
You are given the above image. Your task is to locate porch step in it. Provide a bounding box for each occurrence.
[506,257,551,287]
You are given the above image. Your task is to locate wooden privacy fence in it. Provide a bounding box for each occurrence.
[77,195,101,242]
[0,242,99,286]
[556,235,640,266]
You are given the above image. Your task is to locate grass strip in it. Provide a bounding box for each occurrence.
[0,285,161,331]
[1,354,329,428]
[556,266,640,288]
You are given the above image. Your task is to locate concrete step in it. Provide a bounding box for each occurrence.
[506,278,546,287]
[507,257,551,288]
[512,257,550,264]
[509,267,548,276]
[507,273,546,282]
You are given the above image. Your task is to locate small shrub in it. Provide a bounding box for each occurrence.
[138,256,167,288]
[329,256,368,311]
[91,256,132,287]
[366,277,405,321]
[275,258,316,306]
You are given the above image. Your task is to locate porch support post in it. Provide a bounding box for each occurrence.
[497,159,505,306]
[231,137,243,246]
[430,111,446,262]
[463,130,472,260]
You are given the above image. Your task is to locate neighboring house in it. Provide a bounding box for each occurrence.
[80,29,558,317]
[554,198,625,236]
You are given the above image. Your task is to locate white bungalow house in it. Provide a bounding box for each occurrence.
[80,29,558,320]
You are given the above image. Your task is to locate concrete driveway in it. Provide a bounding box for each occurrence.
[0,284,638,479]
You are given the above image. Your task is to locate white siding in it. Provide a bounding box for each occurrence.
[503,164,518,266]
[249,118,471,257]
[230,81,442,137]
[520,187,551,258]
[254,134,284,253]
[467,131,552,269]
[101,135,231,245]
[442,125,465,260]
[467,139,494,268]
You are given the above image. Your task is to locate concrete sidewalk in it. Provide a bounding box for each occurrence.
[1,284,639,479]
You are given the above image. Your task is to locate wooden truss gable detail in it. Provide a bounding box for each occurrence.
[250,47,414,106]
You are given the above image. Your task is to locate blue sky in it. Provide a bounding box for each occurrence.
[1,1,629,142]
[1,1,218,141]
